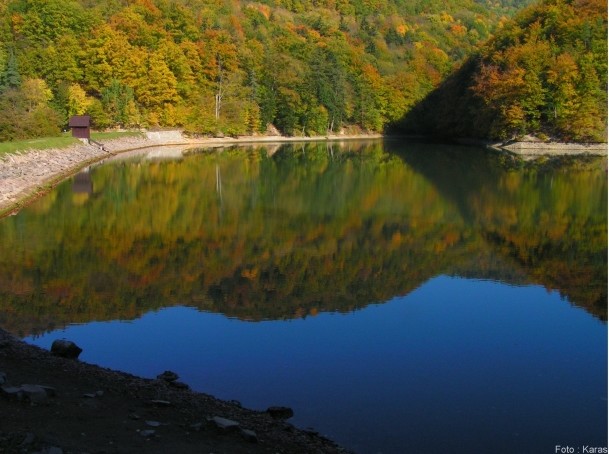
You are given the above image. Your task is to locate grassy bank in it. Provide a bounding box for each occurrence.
[0,131,144,156]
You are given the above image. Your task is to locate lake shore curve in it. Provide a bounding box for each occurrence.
[0,131,383,218]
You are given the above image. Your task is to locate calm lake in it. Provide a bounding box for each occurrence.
[0,140,607,453]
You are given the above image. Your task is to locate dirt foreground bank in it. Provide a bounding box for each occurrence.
[0,329,349,453]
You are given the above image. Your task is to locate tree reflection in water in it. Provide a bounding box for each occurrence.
[0,141,606,336]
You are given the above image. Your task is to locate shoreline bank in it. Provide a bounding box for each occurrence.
[0,132,383,218]
[0,328,349,453]
[493,140,608,155]
[1,131,606,218]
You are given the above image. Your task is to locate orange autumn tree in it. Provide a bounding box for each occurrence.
[397,0,607,142]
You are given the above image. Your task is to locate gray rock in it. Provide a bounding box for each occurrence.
[189,422,203,432]
[169,381,189,390]
[139,430,156,438]
[240,428,258,443]
[50,339,82,359]
[40,385,57,397]
[209,416,240,432]
[157,370,179,382]
[20,384,49,404]
[145,421,161,427]
[46,447,63,454]
[148,399,171,407]
[0,372,7,385]
[82,393,97,398]
[1,385,23,400]
[20,432,34,446]
[266,406,294,420]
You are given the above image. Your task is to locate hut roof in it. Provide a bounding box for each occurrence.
[68,115,91,127]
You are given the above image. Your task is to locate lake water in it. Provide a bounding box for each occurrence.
[0,140,606,453]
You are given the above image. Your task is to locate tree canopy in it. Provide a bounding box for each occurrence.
[397,0,607,142]
[0,0,534,140]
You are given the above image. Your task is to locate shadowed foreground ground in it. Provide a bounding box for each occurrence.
[0,329,349,454]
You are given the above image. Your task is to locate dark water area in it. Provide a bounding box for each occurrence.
[0,140,607,453]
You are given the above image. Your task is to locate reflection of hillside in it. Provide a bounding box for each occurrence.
[0,143,468,334]
[395,143,608,319]
[0,142,606,336]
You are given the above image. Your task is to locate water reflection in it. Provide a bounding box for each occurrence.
[0,141,606,337]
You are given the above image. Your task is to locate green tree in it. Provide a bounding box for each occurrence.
[0,49,21,93]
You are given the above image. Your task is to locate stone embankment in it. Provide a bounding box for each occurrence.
[496,136,608,156]
[0,143,106,214]
[2,131,603,216]
[0,135,155,216]
[0,131,384,217]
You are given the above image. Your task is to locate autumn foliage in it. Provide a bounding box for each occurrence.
[398,0,607,142]
[0,0,527,140]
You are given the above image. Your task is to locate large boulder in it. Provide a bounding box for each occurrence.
[50,339,82,359]
[266,406,294,420]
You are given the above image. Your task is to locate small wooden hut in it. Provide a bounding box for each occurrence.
[68,115,91,140]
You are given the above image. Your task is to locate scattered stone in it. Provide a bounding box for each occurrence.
[95,390,104,397]
[139,430,156,438]
[46,447,63,454]
[240,428,258,443]
[82,393,97,398]
[145,421,162,427]
[79,399,99,410]
[0,385,23,401]
[20,384,49,404]
[128,413,141,420]
[20,432,34,446]
[40,385,57,397]
[208,416,240,432]
[169,381,189,390]
[149,399,171,407]
[229,399,242,408]
[0,372,7,385]
[189,422,203,432]
[266,406,294,420]
[157,370,179,382]
[50,339,83,359]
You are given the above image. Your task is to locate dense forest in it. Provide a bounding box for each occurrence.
[398,0,607,141]
[0,0,536,140]
[0,144,605,336]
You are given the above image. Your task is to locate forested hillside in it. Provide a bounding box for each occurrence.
[0,0,528,140]
[398,0,607,142]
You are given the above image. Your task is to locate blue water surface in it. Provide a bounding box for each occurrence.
[27,276,608,454]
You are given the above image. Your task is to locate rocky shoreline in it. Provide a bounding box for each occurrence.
[1,131,606,217]
[0,132,384,217]
[493,137,608,156]
[0,328,349,453]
